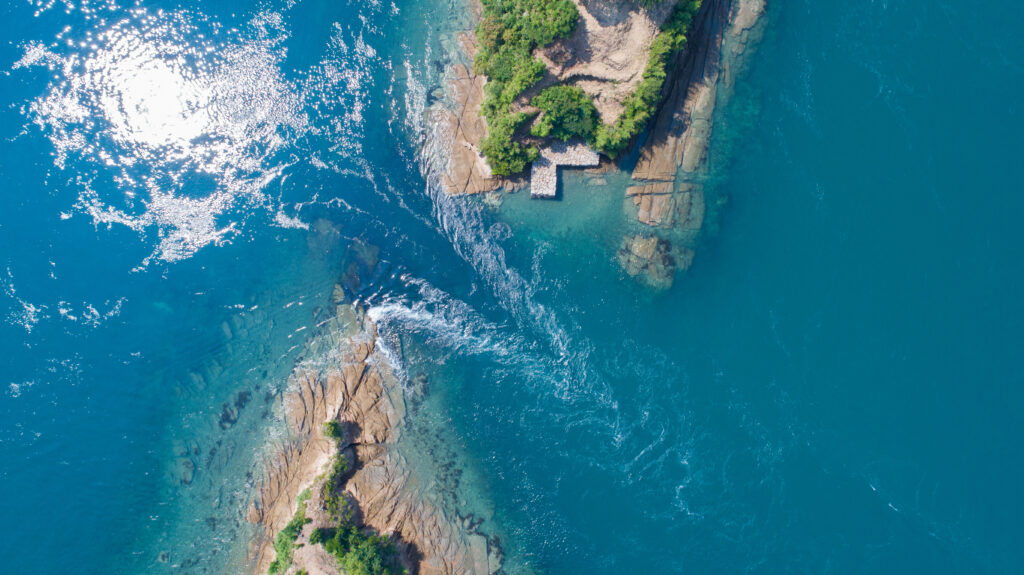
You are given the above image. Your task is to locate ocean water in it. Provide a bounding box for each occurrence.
[2,0,1022,574]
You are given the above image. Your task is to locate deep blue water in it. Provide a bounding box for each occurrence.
[2,0,1023,574]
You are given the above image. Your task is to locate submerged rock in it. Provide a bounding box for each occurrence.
[218,403,238,429]
[482,191,504,210]
[178,458,195,485]
[331,283,345,304]
[235,390,252,410]
[617,234,694,290]
[340,239,381,297]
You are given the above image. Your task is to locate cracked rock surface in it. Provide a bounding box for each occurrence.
[249,306,499,574]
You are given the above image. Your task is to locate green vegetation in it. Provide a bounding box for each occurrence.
[268,489,312,575]
[595,0,702,155]
[474,0,579,175]
[310,520,402,575]
[480,112,539,177]
[311,461,404,575]
[270,418,397,574]
[323,419,343,440]
[322,452,350,518]
[321,421,352,518]
[530,86,600,143]
[473,0,702,171]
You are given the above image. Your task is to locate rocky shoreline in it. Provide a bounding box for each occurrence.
[440,0,767,288]
[247,247,500,575]
[622,0,766,287]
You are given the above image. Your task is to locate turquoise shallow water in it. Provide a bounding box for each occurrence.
[2,0,1023,574]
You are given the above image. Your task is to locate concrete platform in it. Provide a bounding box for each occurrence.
[530,141,600,198]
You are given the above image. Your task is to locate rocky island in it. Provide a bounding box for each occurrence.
[441,0,765,288]
[248,243,501,575]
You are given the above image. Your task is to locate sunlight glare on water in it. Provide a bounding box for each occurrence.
[18,7,309,264]
[99,50,212,149]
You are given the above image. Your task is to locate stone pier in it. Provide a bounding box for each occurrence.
[529,141,600,198]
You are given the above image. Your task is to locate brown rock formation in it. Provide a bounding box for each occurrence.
[436,30,527,196]
[633,0,734,183]
[621,0,766,286]
[625,181,706,236]
[248,307,497,574]
[438,57,502,196]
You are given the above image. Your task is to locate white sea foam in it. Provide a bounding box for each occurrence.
[272,210,309,230]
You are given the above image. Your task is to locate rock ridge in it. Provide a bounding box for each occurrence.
[621,0,766,288]
[248,300,499,575]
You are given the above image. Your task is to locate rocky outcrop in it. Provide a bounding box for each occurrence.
[436,27,529,197]
[632,0,731,182]
[633,0,765,182]
[621,0,766,287]
[625,181,705,235]
[248,303,498,575]
[438,56,502,196]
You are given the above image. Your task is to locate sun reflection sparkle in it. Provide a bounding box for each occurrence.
[16,3,377,266]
